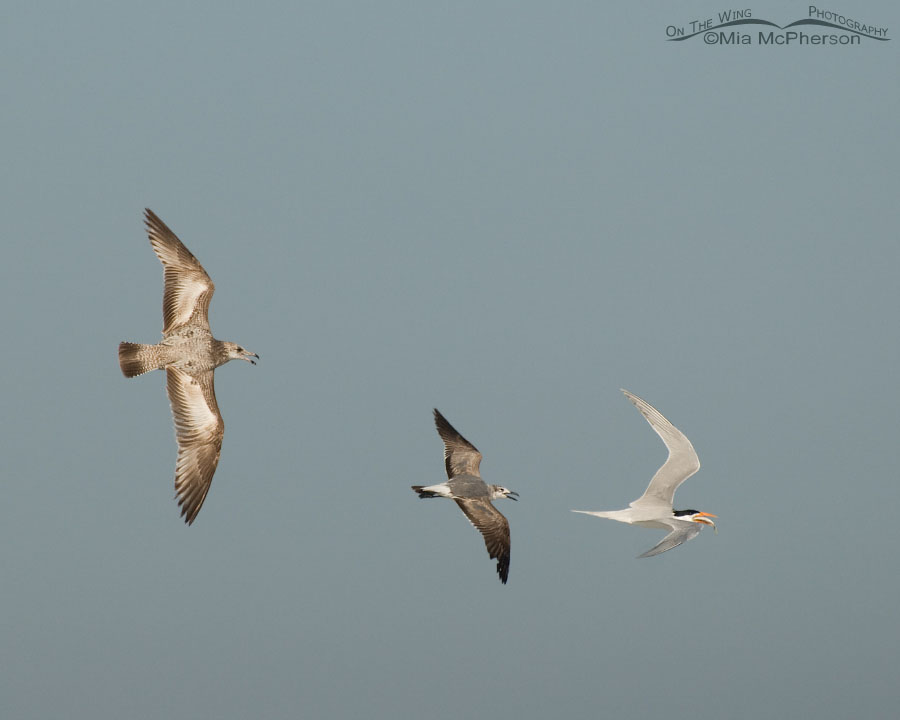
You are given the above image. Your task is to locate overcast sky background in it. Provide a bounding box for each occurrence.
[2,2,898,718]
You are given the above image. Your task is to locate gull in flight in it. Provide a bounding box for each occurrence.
[118,209,258,524]
[412,409,518,583]
[573,390,717,558]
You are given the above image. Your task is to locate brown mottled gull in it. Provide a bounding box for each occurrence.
[118,209,257,524]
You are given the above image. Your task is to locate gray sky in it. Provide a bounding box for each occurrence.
[2,2,898,718]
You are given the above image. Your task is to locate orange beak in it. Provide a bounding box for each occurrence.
[693,512,718,534]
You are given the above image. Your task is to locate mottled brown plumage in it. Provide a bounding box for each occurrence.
[118,209,257,524]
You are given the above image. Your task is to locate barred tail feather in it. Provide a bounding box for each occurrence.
[118,342,161,377]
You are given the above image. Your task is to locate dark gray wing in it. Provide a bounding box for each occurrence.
[454,498,510,584]
[145,209,215,333]
[434,408,482,479]
[623,390,701,511]
[166,368,224,524]
[637,518,701,558]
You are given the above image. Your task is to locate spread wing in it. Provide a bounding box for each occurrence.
[623,390,700,510]
[637,518,701,558]
[165,368,224,524]
[454,498,511,584]
[145,208,215,333]
[434,408,482,478]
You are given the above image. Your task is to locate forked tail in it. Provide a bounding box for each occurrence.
[118,342,162,378]
[571,510,624,520]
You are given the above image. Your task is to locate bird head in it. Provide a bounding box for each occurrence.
[674,509,717,534]
[492,486,519,501]
[224,342,259,365]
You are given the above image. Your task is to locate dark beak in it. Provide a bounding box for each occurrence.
[509,491,519,501]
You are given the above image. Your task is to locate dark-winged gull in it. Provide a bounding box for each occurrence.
[412,409,518,584]
[118,209,258,524]
[573,390,717,557]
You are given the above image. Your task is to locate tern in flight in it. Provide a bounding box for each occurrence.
[573,389,717,558]
[412,409,518,584]
[118,209,258,524]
